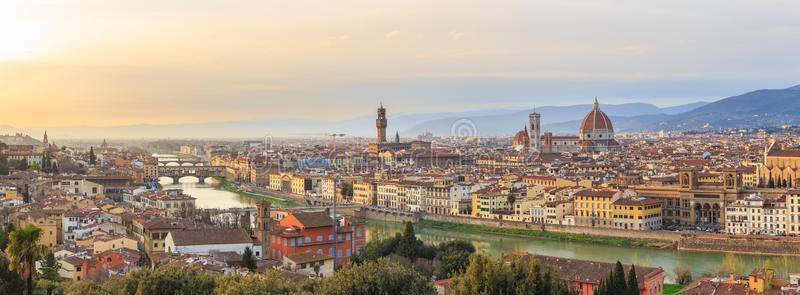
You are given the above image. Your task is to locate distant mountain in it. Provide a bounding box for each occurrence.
[402,102,706,136]
[643,85,800,131]
[0,101,707,139]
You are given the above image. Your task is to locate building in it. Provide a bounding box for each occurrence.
[574,189,620,227]
[633,168,745,227]
[529,112,541,153]
[759,144,800,187]
[353,181,377,206]
[269,212,365,266]
[282,252,334,278]
[789,190,800,235]
[164,228,258,257]
[376,103,387,144]
[50,177,104,198]
[472,186,512,218]
[540,98,620,154]
[612,197,663,230]
[725,195,788,235]
[367,104,431,156]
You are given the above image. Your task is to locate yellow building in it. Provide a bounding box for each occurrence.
[573,189,620,227]
[93,235,138,253]
[611,197,662,230]
[472,186,512,218]
[353,181,377,206]
[9,210,62,247]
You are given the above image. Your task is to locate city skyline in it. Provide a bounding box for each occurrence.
[2,0,800,128]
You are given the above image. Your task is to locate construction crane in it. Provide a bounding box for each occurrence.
[329,133,346,151]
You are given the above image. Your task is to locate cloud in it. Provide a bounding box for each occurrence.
[384,30,399,40]
[449,31,465,40]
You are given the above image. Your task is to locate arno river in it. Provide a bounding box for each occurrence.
[163,179,800,283]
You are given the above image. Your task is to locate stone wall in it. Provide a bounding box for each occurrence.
[678,234,800,256]
[419,213,681,243]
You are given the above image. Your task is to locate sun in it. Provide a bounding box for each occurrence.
[0,1,49,60]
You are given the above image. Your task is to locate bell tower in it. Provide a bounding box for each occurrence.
[529,112,541,153]
[376,103,387,144]
[255,201,271,259]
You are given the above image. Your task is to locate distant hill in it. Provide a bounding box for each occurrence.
[643,85,800,131]
[0,132,42,145]
[0,101,708,139]
[402,102,707,136]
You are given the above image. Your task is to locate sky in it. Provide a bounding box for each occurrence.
[1,0,800,128]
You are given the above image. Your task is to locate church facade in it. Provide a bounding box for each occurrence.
[513,98,620,154]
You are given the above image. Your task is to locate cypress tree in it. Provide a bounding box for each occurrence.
[783,178,787,188]
[768,176,775,188]
[613,261,627,293]
[240,246,256,272]
[627,265,639,295]
[789,178,794,188]
[396,221,418,260]
[89,147,97,165]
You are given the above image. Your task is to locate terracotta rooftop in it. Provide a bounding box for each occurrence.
[168,228,252,246]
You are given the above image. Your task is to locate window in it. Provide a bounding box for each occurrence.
[305,237,311,243]
[317,235,323,242]
[329,248,334,256]
[107,258,112,262]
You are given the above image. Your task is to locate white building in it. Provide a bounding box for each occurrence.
[164,228,260,257]
[786,190,800,235]
[725,195,788,235]
[282,252,334,278]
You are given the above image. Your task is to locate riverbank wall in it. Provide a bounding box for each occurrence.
[678,233,800,256]
[418,213,680,243]
[415,213,800,256]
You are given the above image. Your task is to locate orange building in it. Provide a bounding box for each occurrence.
[269,212,365,266]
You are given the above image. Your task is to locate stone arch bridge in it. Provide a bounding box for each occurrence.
[157,165,225,184]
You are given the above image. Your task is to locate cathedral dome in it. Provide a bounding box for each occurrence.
[513,130,529,146]
[580,98,613,133]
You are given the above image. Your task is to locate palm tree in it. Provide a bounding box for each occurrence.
[5,225,49,295]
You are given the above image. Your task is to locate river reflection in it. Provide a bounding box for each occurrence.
[158,178,258,209]
[366,219,800,284]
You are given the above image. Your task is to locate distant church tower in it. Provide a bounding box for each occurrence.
[43,130,48,147]
[376,103,387,144]
[254,201,271,259]
[529,111,541,153]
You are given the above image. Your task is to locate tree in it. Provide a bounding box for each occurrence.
[783,178,788,188]
[340,182,354,198]
[434,240,475,279]
[627,265,639,295]
[313,263,321,277]
[5,224,49,295]
[768,175,775,188]
[0,253,25,295]
[396,222,418,260]
[449,253,573,295]
[613,261,627,294]
[673,266,693,285]
[14,158,28,171]
[213,270,296,294]
[507,193,516,208]
[241,246,257,272]
[315,258,435,295]
[89,147,97,165]
[38,265,63,295]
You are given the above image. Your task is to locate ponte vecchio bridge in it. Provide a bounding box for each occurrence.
[157,165,225,184]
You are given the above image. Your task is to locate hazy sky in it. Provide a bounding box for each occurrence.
[2,0,800,127]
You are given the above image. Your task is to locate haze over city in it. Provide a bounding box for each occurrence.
[2,0,800,131]
[4,2,800,295]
